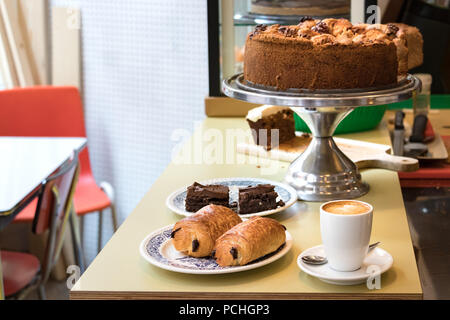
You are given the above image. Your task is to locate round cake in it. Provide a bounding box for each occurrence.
[244,18,417,90]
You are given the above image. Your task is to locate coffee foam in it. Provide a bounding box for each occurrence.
[323,201,371,215]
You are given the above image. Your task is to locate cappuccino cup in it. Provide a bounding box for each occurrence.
[320,200,373,272]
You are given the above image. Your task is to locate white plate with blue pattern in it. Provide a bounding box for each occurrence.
[140,224,293,275]
[166,177,298,218]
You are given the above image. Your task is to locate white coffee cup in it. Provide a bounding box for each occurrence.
[320,200,373,272]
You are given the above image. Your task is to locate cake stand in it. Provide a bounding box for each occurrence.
[222,73,421,201]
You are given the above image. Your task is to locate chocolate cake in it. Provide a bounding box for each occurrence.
[238,184,285,214]
[185,182,230,212]
[244,18,423,90]
[246,105,296,150]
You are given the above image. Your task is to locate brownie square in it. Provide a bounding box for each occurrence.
[238,184,284,214]
[185,182,230,212]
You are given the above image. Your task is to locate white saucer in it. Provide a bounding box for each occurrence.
[297,245,393,285]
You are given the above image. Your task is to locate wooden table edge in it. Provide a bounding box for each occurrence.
[70,291,423,300]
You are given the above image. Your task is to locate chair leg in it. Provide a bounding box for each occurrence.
[110,203,119,232]
[37,285,46,300]
[99,181,119,232]
[69,206,85,273]
[80,215,84,240]
[97,210,103,253]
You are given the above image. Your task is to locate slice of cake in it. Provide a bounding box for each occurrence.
[246,105,296,150]
[393,23,424,71]
[238,184,285,214]
[185,182,230,212]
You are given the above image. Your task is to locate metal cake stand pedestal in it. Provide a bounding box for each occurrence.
[223,73,421,201]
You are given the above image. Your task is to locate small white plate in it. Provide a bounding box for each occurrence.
[166,177,298,218]
[140,224,293,275]
[297,245,393,285]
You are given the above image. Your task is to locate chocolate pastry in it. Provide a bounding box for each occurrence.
[246,105,295,150]
[185,182,230,212]
[213,216,286,267]
[238,184,284,214]
[171,204,242,258]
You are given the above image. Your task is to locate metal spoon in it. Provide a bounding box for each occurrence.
[301,242,381,265]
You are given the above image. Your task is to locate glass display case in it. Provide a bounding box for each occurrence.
[207,0,351,98]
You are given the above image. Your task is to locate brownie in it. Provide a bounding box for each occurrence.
[246,106,295,150]
[185,182,230,212]
[238,184,285,214]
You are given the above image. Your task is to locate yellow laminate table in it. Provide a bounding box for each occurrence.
[71,118,422,300]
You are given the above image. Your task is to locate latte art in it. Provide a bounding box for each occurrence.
[323,200,370,215]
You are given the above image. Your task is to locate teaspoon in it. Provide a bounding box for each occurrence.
[301,242,381,265]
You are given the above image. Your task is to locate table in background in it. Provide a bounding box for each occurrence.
[0,137,87,299]
[71,118,422,300]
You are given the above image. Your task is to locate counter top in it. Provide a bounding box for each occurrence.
[71,117,422,300]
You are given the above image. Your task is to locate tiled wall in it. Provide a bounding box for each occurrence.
[51,0,208,263]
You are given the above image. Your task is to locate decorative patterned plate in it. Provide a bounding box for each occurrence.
[140,224,293,275]
[166,177,298,218]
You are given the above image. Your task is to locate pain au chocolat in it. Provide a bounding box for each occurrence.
[244,18,423,90]
[171,204,242,258]
[213,216,286,267]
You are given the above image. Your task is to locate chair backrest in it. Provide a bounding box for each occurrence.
[0,86,92,176]
[32,149,80,285]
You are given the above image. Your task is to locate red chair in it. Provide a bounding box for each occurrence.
[0,86,118,258]
[2,151,80,299]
